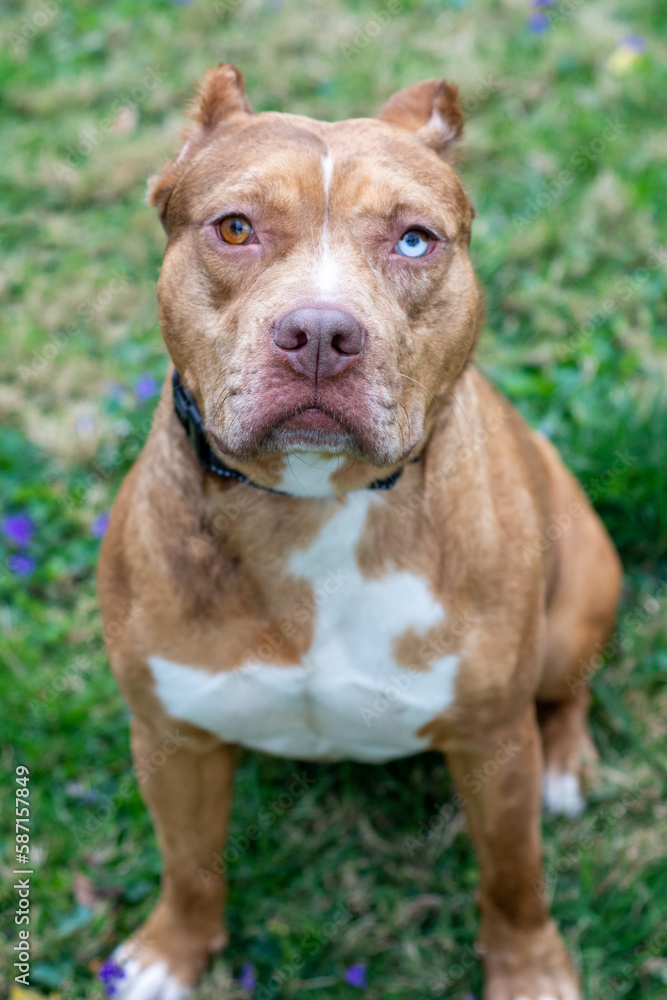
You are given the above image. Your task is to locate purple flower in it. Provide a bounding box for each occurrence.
[344,962,368,988]
[91,511,110,538]
[2,513,34,548]
[528,11,550,31]
[533,0,554,6]
[8,554,36,577]
[238,962,257,990]
[65,781,100,803]
[620,34,646,53]
[135,374,159,402]
[98,960,126,997]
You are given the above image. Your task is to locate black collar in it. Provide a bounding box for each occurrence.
[172,368,412,494]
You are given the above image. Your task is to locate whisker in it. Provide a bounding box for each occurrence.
[398,401,411,453]
[397,371,474,450]
[397,371,438,404]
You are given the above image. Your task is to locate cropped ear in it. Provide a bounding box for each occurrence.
[377,79,463,161]
[190,62,253,130]
[148,63,253,230]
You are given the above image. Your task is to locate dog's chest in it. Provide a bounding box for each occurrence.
[149,492,459,762]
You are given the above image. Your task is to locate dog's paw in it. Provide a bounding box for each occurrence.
[485,969,580,1000]
[514,993,579,1000]
[481,919,580,1000]
[99,944,192,1000]
[542,767,585,818]
[99,899,227,999]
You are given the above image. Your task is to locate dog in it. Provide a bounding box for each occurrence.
[97,64,622,1000]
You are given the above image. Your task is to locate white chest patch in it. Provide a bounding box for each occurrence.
[274,452,346,498]
[149,492,459,763]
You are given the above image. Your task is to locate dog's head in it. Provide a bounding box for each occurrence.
[150,64,480,481]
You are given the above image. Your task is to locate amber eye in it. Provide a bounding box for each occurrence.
[217,215,254,245]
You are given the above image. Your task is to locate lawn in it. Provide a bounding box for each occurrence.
[1,0,666,997]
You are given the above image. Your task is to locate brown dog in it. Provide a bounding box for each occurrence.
[97,65,621,1000]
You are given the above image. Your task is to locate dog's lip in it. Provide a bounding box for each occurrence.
[206,395,421,463]
[207,404,354,457]
[278,407,346,433]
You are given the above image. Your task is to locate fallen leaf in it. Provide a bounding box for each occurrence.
[10,988,58,1000]
[73,872,105,907]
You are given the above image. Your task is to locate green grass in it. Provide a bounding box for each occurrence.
[1,0,667,997]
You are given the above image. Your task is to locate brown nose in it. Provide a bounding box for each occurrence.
[272,307,365,380]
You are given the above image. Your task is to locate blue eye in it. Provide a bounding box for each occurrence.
[395,229,431,257]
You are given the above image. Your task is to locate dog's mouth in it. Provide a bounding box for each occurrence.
[264,404,356,453]
[209,399,366,460]
[207,383,421,465]
[277,406,347,435]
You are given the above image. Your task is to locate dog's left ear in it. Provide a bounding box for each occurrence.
[377,79,463,161]
[148,64,253,230]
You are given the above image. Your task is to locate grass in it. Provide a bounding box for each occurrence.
[1,0,666,997]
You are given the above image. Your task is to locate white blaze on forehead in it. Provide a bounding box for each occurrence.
[316,237,340,295]
[322,151,334,201]
[148,491,460,763]
[316,150,341,295]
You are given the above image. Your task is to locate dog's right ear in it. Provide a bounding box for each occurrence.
[190,63,253,130]
[148,64,253,231]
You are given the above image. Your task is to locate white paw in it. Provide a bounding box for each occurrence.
[542,768,584,818]
[514,995,567,1000]
[514,995,560,1000]
[99,943,191,1000]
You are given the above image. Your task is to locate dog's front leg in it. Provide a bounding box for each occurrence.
[103,718,235,999]
[444,706,579,1000]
